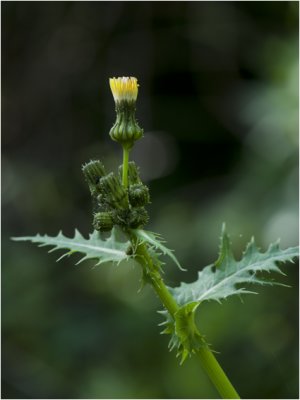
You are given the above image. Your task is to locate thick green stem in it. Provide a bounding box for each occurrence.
[135,241,178,315]
[197,347,240,399]
[122,146,130,188]
[133,239,240,399]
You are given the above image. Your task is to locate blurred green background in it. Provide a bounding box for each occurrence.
[2,2,299,398]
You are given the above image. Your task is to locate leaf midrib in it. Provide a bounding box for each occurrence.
[15,236,126,257]
[190,248,297,302]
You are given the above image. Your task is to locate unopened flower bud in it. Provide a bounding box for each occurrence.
[129,207,149,229]
[93,211,114,232]
[129,184,150,207]
[82,160,106,196]
[99,172,128,209]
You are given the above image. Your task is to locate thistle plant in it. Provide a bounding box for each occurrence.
[13,77,299,399]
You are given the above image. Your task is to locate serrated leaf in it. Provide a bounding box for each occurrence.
[170,225,299,306]
[132,229,185,271]
[12,227,130,266]
[158,303,206,364]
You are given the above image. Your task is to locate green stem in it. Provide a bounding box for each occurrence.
[122,146,130,188]
[135,241,178,315]
[133,239,240,399]
[197,347,240,399]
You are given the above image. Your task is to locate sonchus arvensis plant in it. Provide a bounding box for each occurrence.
[13,76,299,399]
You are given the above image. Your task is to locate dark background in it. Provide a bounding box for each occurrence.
[2,2,299,398]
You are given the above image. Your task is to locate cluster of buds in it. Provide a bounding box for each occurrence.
[82,160,150,232]
[82,77,150,232]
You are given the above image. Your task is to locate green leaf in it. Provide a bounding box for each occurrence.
[170,224,299,306]
[132,229,185,271]
[159,302,207,364]
[12,227,130,266]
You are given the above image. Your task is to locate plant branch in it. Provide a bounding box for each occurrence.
[135,241,179,315]
[132,236,240,399]
[197,347,240,399]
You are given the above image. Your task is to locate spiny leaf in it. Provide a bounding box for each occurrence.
[12,227,130,266]
[132,229,185,271]
[158,303,207,364]
[170,224,299,306]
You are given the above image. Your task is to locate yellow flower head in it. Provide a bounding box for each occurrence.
[109,77,139,103]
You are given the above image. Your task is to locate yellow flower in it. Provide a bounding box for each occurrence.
[109,77,139,103]
[109,76,143,148]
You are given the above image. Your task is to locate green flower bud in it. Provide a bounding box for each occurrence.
[96,193,110,210]
[113,208,131,227]
[82,160,106,195]
[118,161,141,185]
[129,184,150,207]
[99,172,128,209]
[129,207,149,229]
[109,77,143,149]
[93,211,114,232]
